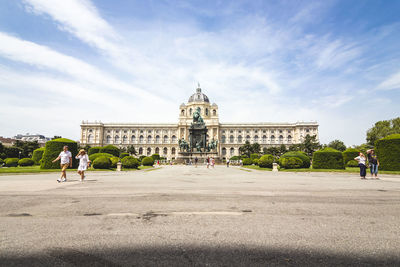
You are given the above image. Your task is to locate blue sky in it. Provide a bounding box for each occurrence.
[0,0,399,146]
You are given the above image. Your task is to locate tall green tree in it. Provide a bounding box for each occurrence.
[239,141,260,157]
[14,140,40,158]
[263,146,280,157]
[301,134,321,157]
[127,145,137,155]
[327,139,346,152]
[366,117,400,146]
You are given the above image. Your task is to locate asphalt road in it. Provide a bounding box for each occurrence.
[0,165,399,266]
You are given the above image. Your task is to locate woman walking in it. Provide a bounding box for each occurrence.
[367,149,380,179]
[76,149,90,182]
[355,152,367,179]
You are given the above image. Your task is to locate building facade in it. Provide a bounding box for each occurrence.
[80,86,319,160]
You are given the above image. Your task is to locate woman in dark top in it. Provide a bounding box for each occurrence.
[367,149,379,179]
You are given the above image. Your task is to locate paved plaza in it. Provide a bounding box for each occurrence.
[0,166,399,266]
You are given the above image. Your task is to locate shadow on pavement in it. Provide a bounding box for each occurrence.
[1,245,399,266]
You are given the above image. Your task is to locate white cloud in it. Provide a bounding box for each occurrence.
[377,71,400,90]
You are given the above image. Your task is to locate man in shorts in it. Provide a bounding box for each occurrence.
[52,145,72,182]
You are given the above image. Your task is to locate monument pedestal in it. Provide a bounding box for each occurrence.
[176,152,221,164]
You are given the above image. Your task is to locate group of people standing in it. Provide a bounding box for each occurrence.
[52,146,91,182]
[354,149,379,179]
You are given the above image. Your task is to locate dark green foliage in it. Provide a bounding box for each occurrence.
[280,151,310,168]
[0,158,4,165]
[258,154,274,168]
[278,144,288,155]
[18,158,34,166]
[263,146,280,157]
[92,156,111,169]
[110,157,120,168]
[327,139,346,152]
[89,153,114,161]
[119,153,129,159]
[14,140,40,158]
[151,154,160,160]
[100,145,120,157]
[342,148,360,165]
[346,160,359,167]
[250,153,260,160]
[5,158,19,167]
[302,135,321,156]
[32,147,45,165]
[312,147,345,169]
[279,157,303,169]
[375,134,400,171]
[239,141,260,157]
[366,117,400,146]
[253,159,259,165]
[40,138,78,169]
[127,145,137,155]
[88,147,102,155]
[142,156,154,166]
[4,146,22,158]
[139,155,146,162]
[122,156,140,169]
[242,158,253,165]
[230,156,241,160]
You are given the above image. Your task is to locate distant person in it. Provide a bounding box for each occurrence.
[52,145,72,182]
[239,159,243,166]
[367,149,379,179]
[206,157,210,168]
[226,159,230,167]
[194,157,198,168]
[211,157,215,168]
[354,152,367,179]
[76,149,90,182]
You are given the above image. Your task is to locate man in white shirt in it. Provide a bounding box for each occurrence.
[52,146,72,182]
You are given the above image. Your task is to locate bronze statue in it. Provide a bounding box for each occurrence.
[192,107,204,124]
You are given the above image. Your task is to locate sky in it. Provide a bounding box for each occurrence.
[0,0,399,146]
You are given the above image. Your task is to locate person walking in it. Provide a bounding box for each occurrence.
[52,145,72,182]
[239,159,243,167]
[226,158,230,167]
[194,157,198,168]
[211,157,215,168]
[206,157,210,168]
[367,149,380,179]
[355,152,367,179]
[76,149,90,182]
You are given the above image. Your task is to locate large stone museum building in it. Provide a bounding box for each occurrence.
[80,86,319,160]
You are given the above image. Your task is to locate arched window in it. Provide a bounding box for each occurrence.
[147,147,151,155]
[262,135,267,143]
[213,109,216,116]
[221,135,226,143]
[181,109,185,116]
[155,135,160,143]
[172,147,176,154]
[271,135,275,143]
[279,135,284,143]
[163,135,169,143]
[106,135,111,144]
[230,147,235,155]
[206,108,209,116]
[147,135,152,143]
[139,135,144,143]
[172,135,177,143]
[237,135,243,143]
[254,135,259,142]
[287,135,292,143]
[155,147,160,154]
[139,147,143,155]
[246,135,251,142]
[131,135,136,143]
[229,135,234,143]
[163,147,168,155]
[123,135,128,144]
[189,108,192,115]
[222,147,227,155]
[114,135,120,144]
[88,134,94,143]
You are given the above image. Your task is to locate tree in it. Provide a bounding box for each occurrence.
[278,144,288,155]
[327,139,346,152]
[127,145,137,155]
[239,141,260,157]
[300,135,321,157]
[14,140,40,158]
[263,146,280,157]
[288,144,302,151]
[366,117,400,146]
[52,136,62,140]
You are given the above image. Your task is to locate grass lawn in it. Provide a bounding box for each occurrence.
[0,165,156,174]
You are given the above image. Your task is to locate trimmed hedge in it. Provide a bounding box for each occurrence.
[40,138,78,169]
[5,158,19,167]
[119,153,129,159]
[230,156,241,160]
[110,157,120,168]
[242,158,253,165]
[142,156,154,166]
[89,153,114,162]
[32,147,45,165]
[88,147,102,155]
[279,157,303,169]
[258,154,274,168]
[342,148,360,165]
[151,154,160,160]
[122,156,140,169]
[92,156,111,169]
[375,134,400,171]
[280,151,310,168]
[250,153,260,160]
[100,145,120,157]
[346,159,359,167]
[312,147,345,169]
[18,158,34,167]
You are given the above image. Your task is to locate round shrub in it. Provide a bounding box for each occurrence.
[242,158,253,165]
[5,158,19,167]
[346,159,359,167]
[122,156,140,169]
[342,148,360,165]
[280,151,310,168]
[110,157,120,168]
[142,156,155,166]
[32,147,45,165]
[0,158,4,166]
[279,157,303,169]
[100,145,120,157]
[258,154,274,168]
[88,147,102,155]
[119,153,129,159]
[312,147,345,169]
[375,134,400,171]
[89,153,114,162]
[139,155,146,162]
[18,158,34,167]
[250,153,260,160]
[151,154,160,160]
[230,156,240,161]
[92,156,112,169]
[40,138,78,169]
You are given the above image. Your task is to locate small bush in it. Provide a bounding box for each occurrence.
[250,153,260,160]
[258,154,274,168]
[242,158,253,165]
[100,145,120,157]
[139,155,146,162]
[18,158,34,167]
[375,134,400,171]
[110,157,120,168]
[280,151,310,168]
[279,157,303,169]
[40,138,78,169]
[119,153,129,159]
[89,153,114,162]
[142,156,155,166]
[342,148,360,165]
[312,147,345,169]
[122,156,140,169]
[253,158,259,165]
[230,156,240,160]
[32,147,45,165]
[5,158,19,167]
[151,154,160,161]
[346,159,359,167]
[92,156,111,169]
[0,158,4,166]
[88,147,102,155]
